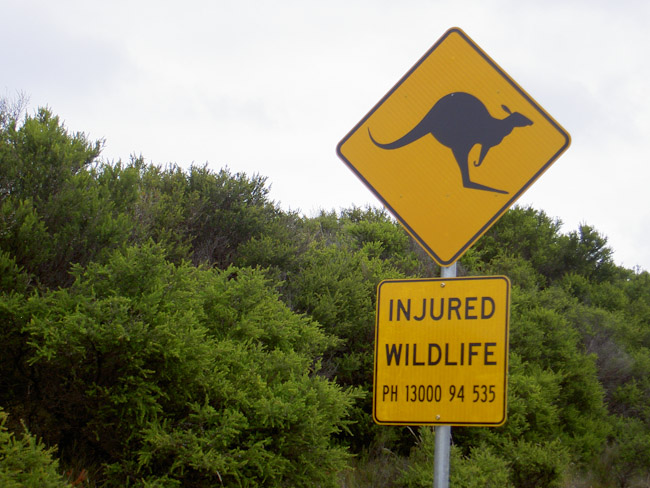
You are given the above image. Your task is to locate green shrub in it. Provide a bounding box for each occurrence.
[0,408,71,488]
[505,439,569,488]
[397,427,512,487]
[18,243,355,486]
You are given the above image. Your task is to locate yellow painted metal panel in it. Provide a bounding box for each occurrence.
[373,276,510,426]
[337,28,570,265]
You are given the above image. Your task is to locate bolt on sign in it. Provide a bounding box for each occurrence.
[336,27,570,266]
[373,277,510,426]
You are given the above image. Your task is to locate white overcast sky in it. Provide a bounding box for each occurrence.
[2,0,650,271]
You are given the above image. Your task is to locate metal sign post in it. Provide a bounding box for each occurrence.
[434,424,451,488]
[434,263,456,488]
[371,266,510,484]
[339,25,567,488]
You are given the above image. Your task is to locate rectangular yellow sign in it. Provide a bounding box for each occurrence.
[373,276,510,426]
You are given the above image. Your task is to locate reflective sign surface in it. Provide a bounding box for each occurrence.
[337,28,570,265]
[373,277,510,426]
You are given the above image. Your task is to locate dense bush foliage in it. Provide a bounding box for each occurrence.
[0,408,73,488]
[2,99,650,486]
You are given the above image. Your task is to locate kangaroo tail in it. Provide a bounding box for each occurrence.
[368,122,428,150]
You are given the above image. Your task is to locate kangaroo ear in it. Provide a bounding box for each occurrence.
[501,104,512,115]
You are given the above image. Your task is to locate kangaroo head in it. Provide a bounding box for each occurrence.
[502,105,533,128]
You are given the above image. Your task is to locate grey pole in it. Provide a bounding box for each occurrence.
[433,425,451,488]
[433,262,456,488]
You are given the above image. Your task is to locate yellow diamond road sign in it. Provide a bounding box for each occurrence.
[337,28,570,266]
[373,277,510,426]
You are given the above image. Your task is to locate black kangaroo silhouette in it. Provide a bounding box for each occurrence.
[368,92,533,194]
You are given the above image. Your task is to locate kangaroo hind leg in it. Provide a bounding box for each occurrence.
[450,146,508,195]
